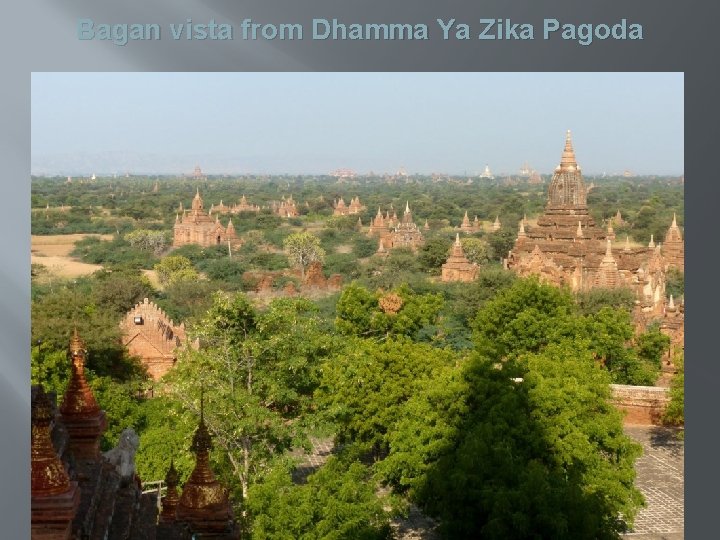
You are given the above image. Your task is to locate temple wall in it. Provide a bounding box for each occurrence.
[610,384,670,426]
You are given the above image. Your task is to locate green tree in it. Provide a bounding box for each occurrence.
[124,229,169,255]
[460,237,491,265]
[317,336,458,456]
[663,352,684,427]
[153,255,199,286]
[575,287,636,316]
[335,283,443,340]
[665,268,684,299]
[283,232,326,279]
[486,229,516,261]
[165,293,335,500]
[472,277,577,360]
[420,344,644,539]
[376,363,468,496]
[247,456,392,540]
[418,236,453,274]
[91,269,155,315]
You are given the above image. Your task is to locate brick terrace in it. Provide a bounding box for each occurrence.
[624,426,684,540]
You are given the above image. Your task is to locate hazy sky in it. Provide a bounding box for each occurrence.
[31,73,683,175]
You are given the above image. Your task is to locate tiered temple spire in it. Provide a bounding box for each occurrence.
[176,394,236,537]
[159,460,181,523]
[60,328,107,459]
[559,129,578,171]
[31,386,81,540]
[441,233,478,282]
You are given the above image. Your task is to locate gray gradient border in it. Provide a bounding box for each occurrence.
[4,1,718,537]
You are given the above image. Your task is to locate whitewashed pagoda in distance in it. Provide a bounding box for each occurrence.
[479,164,494,180]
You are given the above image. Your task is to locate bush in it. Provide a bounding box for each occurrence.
[203,258,246,281]
[353,236,377,258]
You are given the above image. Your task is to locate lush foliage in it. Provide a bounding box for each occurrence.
[317,337,459,454]
[164,292,336,500]
[30,173,683,538]
[663,352,684,427]
[335,283,444,340]
[153,255,200,286]
[420,347,644,539]
[247,456,393,540]
[283,232,326,278]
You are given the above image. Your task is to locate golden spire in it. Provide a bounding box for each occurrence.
[560,129,578,170]
[69,327,85,357]
[176,390,233,532]
[32,386,71,496]
[192,392,213,454]
[160,459,181,523]
[61,328,100,418]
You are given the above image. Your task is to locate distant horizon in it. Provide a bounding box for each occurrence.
[30,169,683,178]
[31,73,684,176]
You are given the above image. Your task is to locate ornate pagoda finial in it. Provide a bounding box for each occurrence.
[176,386,234,535]
[160,459,181,523]
[63,328,96,415]
[648,234,655,248]
[60,328,106,458]
[576,221,584,238]
[605,238,613,257]
[32,386,71,496]
[69,327,85,357]
[560,129,577,170]
[455,232,461,246]
[672,212,678,228]
[405,201,410,214]
[192,388,212,454]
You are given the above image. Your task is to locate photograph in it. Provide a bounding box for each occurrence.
[29,72,683,539]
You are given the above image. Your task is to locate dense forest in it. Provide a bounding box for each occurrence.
[31,173,683,539]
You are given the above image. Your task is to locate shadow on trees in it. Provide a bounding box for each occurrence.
[416,355,634,540]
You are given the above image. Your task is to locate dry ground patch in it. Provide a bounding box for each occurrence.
[31,234,113,278]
